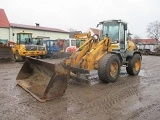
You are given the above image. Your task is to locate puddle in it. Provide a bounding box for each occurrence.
[138,70,145,77]
[120,71,127,77]
[90,79,100,85]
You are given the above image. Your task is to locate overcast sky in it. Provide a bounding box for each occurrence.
[0,0,160,38]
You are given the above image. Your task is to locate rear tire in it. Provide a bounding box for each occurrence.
[14,51,23,62]
[126,54,141,75]
[98,54,121,83]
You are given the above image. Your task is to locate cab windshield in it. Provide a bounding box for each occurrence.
[102,21,119,42]
[32,38,43,45]
[76,39,85,47]
[17,33,32,44]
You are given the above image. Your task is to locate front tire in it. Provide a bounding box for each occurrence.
[98,54,121,83]
[126,54,141,75]
[14,51,23,62]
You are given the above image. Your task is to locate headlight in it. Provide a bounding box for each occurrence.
[20,45,26,49]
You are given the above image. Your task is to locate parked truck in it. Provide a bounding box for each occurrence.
[42,39,86,58]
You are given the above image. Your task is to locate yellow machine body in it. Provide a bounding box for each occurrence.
[12,32,46,61]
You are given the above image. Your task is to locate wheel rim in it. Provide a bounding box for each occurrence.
[135,59,140,71]
[110,61,118,77]
[15,53,18,60]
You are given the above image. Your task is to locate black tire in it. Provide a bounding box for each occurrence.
[40,55,46,59]
[14,51,23,62]
[126,54,141,75]
[98,54,121,83]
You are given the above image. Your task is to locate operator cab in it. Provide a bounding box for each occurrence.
[17,32,32,44]
[32,37,43,45]
[98,20,128,50]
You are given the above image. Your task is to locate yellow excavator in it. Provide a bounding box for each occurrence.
[16,20,142,102]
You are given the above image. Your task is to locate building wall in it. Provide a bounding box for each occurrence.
[88,29,94,36]
[0,28,9,40]
[9,28,69,42]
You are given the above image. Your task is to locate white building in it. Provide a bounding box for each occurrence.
[0,8,69,43]
[88,28,102,38]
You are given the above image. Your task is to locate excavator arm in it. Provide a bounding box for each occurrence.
[65,36,111,71]
[74,31,91,40]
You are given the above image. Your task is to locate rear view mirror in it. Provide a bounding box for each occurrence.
[96,22,103,28]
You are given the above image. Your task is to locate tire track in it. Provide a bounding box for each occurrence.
[52,78,140,119]
[126,102,160,120]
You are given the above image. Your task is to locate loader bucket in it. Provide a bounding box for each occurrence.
[0,46,13,62]
[16,57,68,102]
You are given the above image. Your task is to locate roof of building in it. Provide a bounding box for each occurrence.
[132,39,158,45]
[69,31,82,38]
[90,28,101,34]
[10,23,69,33]
[89,28,102,38]
[0,8,69,33]
[0,9,10,28]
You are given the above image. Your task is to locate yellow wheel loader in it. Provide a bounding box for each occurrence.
[32,37,47,59]
[16,20,142,102]
[12,32,46,62]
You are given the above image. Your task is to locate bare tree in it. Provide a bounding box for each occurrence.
[147,21,160,44]
[133,35,140,45]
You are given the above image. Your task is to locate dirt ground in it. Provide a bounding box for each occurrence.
[0,55,160,120]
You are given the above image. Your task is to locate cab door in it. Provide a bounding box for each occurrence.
[119,23,126,50]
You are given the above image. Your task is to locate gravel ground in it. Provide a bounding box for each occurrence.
[0,55,160,120]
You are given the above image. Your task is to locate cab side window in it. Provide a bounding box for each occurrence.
[120,24,125,49]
